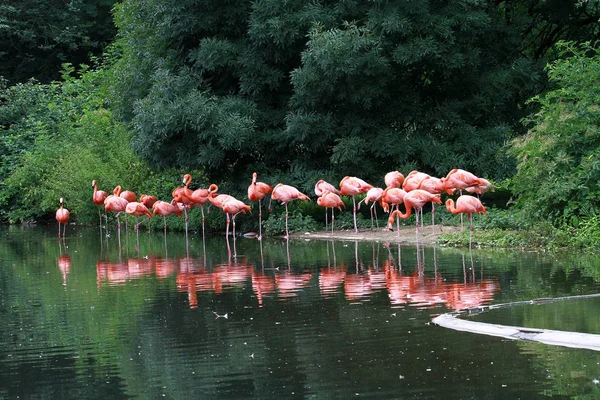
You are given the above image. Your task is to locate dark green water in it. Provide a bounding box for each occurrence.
[2,225,600,399]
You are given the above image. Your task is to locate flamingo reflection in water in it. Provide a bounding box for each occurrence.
[252,272,276,308]
[96,256,178,288]
[57,239,71,287]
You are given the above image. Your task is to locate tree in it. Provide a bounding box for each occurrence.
[511,41,600,224]
[0,0,117,84]
[110,0,599,194]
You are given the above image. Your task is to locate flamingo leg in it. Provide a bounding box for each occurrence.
[469,214,473,249]
[325,207,328,231]
[201,206,206,241]
[58,222,61,238]
[183,207,189,236]
[226,213,231,237]
[352,196,358,233]
[371,203,380,229]
[258,199,263,241]
[284,203,289,239]
[331,207,335,234]
[431,204,435,234]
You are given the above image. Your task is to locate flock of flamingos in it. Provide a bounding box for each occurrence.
[55,168,491,240]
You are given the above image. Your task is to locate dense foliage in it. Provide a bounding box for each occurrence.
[112,0,583,193]
[511,42,600,225]
[0,0,117,84]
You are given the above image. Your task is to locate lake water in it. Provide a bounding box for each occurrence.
[2,225,600,398]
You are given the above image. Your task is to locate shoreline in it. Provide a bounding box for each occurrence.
[289,225,463,245]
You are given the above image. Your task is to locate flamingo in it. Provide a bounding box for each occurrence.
[465,178,493,197]
[440,169,488,195]
[402,170,430,192]
[119,188,137,202]
[380,187,407,214]
[314,179,342,230]
[316,191,344,233]
[221,197,252,238]
[207,184,238,236]
[248,172,273,240]
[172,174,194,233]
[446,195,487,247]
[152,199,183,233]
[104,186,129,230]
[416,175,444,229]
[181,175,210,237]
[357,187,384,230]
[271,183,310,239]
[387,190,442,236]
[445,195,487,230]
[384,171,405,188]
[339,176,373,233]
[140,194,158,209]
[125,202,153,230]
[92,180,107,229]
[55,198,70,238]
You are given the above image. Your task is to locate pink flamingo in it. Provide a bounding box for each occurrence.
[55,198,70,238]
[248,172,273,240]
[317,191,344,233]
[152,199,183,233]
[387,190,442,237]
[271,183,310,239]
[125,202,153,230]
[172,174,194,233]
[315,179,342,230]
[207,184,238,236]
[181,175,210,237]
[384,171,405,188]
[440,169,488,195]
[92,180,107,229]
[358,187,384,230]
[339,176,373,233]
[221,197,252,238]
[446,195,487,247]
[104,186,129,230]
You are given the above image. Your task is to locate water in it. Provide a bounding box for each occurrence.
[2,225,600,398]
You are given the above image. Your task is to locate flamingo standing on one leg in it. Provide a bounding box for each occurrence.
[92,180,107,230]
[248,172,273,240]
[445,195,487,248]
[358,187,384,230]
[271,183,310,239]
[339,176,373,233]
[386,189,442,237]
[317,191,344,233]
[315,180,342,231]
[152,199,183,233]
[56,198,70,238]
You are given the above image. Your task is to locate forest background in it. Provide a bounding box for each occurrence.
[1,0,600,249]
